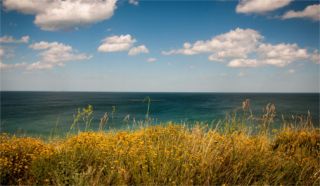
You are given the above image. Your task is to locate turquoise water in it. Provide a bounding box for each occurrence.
[0,91,319,136]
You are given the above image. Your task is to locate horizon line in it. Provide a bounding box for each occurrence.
[0,90,319,94]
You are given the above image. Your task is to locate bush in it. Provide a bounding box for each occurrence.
[1,124,319,185]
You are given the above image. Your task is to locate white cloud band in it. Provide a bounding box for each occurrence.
[27,41,91,70]
[0,35,30,44]
[98,34,136,53]
[128,45,149,56]
[162,28,318,68]
[98,34,149,56]
[3,0,117,31]
[236,0,292,14]
[282,4,320,21]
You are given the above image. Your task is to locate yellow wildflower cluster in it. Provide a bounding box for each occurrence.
[273,127,320,157]
[0,133,54,185]
[0,124,319,185]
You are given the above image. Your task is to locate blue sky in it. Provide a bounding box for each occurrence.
[0,0,319,92]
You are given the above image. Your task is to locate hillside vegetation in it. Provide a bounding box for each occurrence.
[1,103,319,185]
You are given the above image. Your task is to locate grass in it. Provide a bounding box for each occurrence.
[0,102,319,185]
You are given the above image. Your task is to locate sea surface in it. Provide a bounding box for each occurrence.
[1,91,319,136]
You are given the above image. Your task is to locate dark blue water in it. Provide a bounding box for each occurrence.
[1,91,319,136]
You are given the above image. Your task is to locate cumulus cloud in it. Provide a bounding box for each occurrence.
[3,0,117,31]
[163,28,317,68]
[147,58,157,63]
[163,28,263,62]
[129,0,138,6]
[2,0,49,14]
[163,28,262,61]
[98,34,136,53]
[236,0,292,14]
[27,41,91,70]
[98,34,149,56]
[282,4,320,21]
[207,42,309,68]
[228,59,258,68]
[0,35,30,43]
[128,45,149,56]
[256,43,309,67]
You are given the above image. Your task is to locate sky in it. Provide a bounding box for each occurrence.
[0,0,319,92]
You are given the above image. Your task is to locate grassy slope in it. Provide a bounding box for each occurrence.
[1,123,319,185]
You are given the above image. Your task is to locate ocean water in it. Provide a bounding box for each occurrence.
[0,91,319,136]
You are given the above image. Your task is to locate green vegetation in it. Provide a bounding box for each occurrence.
[0,102,319,185]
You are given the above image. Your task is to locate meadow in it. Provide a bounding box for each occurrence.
[0,101,319,185]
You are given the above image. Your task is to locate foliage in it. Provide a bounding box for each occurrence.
[70,105,94,132]
[1,101,319,185]
[0,134,54,185]
[1,124,319,185]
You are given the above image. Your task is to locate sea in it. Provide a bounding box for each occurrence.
[0,91,319,136]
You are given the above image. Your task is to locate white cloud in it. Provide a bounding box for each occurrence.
[98,34,148,55]
[163,28,262,61]
[0,35,30,43]
[236,0,292,14]
[0,62,27,70]
[257,43,309,67]
[27,41,91,70]
[227,43,311,68]
[3,0,117,31]
[98,34,136,53]
[0,47,28,70]
[0,36,29,67]
[129,0,138,6]
[128,45,149,56]
[147,58,157,63]
[3,0,49,14]
[163,28,317,68]
[29,41,55,50]
[228,59,258,68]
[21,36,30,43]
[310,50,320,64]
[282,4,320,21]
